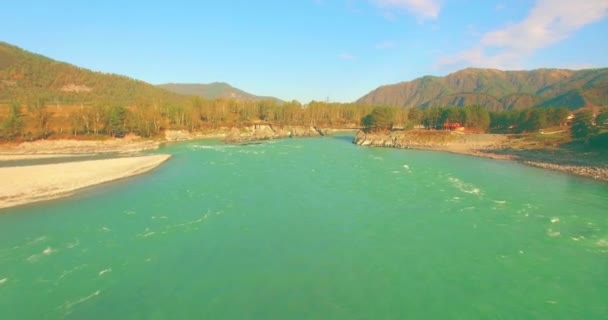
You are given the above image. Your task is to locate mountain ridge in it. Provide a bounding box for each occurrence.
[0,41,186,106]
[357,67,608,110]
[157,82,282,102]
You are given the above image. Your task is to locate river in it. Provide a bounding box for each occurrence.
[1,135,607,319]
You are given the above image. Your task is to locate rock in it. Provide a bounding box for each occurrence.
[165,130,193,141]
[354,130,608,182]
[222,125,323,143]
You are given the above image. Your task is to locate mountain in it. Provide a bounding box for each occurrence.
[158,83,282,102]
[0,42,184,105]
[357,68,608,111]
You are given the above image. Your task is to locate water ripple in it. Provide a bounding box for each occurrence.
[58,290,101,314]
[55,264,88,285]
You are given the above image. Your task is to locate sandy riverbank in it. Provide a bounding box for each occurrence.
[0,154,171,210]
[354,130,608,182]
[0,138,160,161]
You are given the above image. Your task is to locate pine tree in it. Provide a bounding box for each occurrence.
[1,102,24,139]
[107,105,127,137]
[571,110,598,143]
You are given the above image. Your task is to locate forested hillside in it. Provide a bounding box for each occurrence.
[358,68,608,110]
[0,42,371,140]
[0,42,184,106]
[1,41,606,143]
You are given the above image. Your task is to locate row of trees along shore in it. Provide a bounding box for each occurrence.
[1,97,607,143]
[0,98,376,141]
[361,105,608,143]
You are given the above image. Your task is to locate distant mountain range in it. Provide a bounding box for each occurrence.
[1,41,606,111]
[357,68,608,111]
[157,83,282,102]
[0,42,279,105]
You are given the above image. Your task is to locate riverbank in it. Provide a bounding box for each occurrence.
[354,130,608,182]
[0,126,358,158]
[0,154,171,210]
[0,138,160,161]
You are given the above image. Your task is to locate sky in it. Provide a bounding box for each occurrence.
[2,0,608,102]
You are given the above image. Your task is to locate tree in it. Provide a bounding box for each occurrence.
[89,106,108,135]
[408,107,422,126]
[1,102,24,139]
[362,107,395,132]
[463,105,490,132]
[107,105,127,137]
[571,110,598,143]
[68,112,83,135]
[393,107,408,128]
[526,109,547,132]
[27,98,50,133]
[258,99,277,122]
[547,107,570,127]
[422,107,442,129]
[443,107,465,124]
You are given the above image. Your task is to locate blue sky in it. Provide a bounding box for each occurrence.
[2,0,608,102]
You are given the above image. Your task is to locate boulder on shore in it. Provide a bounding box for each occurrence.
[223,125,323,143]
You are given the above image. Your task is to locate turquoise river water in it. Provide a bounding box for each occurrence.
[1,135,607,319]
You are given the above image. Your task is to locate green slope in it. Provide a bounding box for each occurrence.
[0,42,185,106]
[357,67,608,110]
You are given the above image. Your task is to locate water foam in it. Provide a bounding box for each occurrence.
[26,236,48,246]
[237,149,265,155]
[60,290,101,312]
[66,239,80,249]
[0,278,7,285]
[448,177,482,196]
[190,145,234,152]
[547,229,561,237]
[26,254,41,263]
[43,246,55,256]
[56,265,88,284]
[98,268,112,276]
[459,206,476,212]
[27,247,58,262]
[138,228,156,239]
[161,210,220,234]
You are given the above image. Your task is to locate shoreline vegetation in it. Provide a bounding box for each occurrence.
[1,42,606,207]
